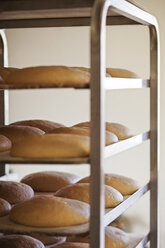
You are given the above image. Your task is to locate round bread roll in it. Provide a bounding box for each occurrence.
[78,174,140,196]
[0,125,45,144]
[105,226,141,248]
[106,68,139,78]
[9,195,90,227]
[0,198,11,217]
[10,119,65,133]
[30,235,66,246]
[11,134,90,159]
[0,234,45,248]
[5,66,90,87]
[54,242,89,248]
[73,122,133,140]
[0,181,34,204]
[55,183,123,208]
[0,134,12,152]
[0,67,19,82]
[48,127,118,146]
[21,171,80,192]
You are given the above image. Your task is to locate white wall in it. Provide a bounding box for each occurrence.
[4,0,165,245]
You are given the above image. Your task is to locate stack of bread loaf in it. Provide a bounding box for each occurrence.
[0,119,134,159]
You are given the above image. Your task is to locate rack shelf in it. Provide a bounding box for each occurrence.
[0,78,149,90]
[0,133,149,164]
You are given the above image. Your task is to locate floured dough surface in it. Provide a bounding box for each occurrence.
[9,195,90,227]
[21,171,80,192]
[55,183,123,208]
[78,174,140,196]
[0,181,34,204]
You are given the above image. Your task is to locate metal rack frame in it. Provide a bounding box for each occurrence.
[0,0,159,247]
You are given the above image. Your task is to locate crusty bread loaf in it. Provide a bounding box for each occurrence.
[10,119,65,133]
[48,127,118,146]
[0,198,11,217]
[0,181,34,204]
[66,236,89,243]
[0,234,45,248]
[54,242,89,248]
[11,134,90,159]
[31,235,66,246]
[105,226,141,248]
[0,67,19,82]
[0,134,12,152]
[21,171,80,192]
[73,121,133,140]
[78,174,140,196]
[5,66,90,87]
[9,195,90,227]
[0,125,45,144]
[55,183,123,208]
[106,68,139,78]
[105,122,133,140]
[73,122,133,140]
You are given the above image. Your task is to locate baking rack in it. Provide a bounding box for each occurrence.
[0,0,159,247]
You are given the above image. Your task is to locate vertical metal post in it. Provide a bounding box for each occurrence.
[90,1,111,248]
[150,25,160,248]
[0,30,9,176]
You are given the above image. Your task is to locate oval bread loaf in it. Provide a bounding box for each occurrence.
[0,234,45,248]
[30,234,66,246]
[0,67,19,82]
[21,171,80,192]
[5,66,90,87]
[11,134,90,158]
[106,68,139,78]
[105,226,141,248]
[0,198,11,217]
[0,134,12,152]
[10,119,65,133]
[0,125,45,144]
[55,183,123,208]
[0,181,34,204]
[9,195,90,227]
[73,121,133,140]
[78,174,140,195]
[48,127,118,146]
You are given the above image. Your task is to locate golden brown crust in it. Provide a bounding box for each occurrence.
[48,127,118,146]
[0,234,45,248]
[5,66,90,87]
[73,121,133,140]
[0,198,11,217]
[106,68,139,78]
[0,181,34,204]
[78,174,140,195]
[10,119,65,133]
[21,171,80,192]
[55,183,123,208]
[11,134,90,159]
[0,134,12,152]
[0,67,19,83]
[0,125,45,144]
[9,195,90,227]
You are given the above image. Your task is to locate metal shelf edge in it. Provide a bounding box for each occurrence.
[104,132,150,158]
[104,183,150,227]
[133,233,150,248]
[104,78,150,90]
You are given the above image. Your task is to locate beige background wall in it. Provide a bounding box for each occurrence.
[4,0,165,246]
